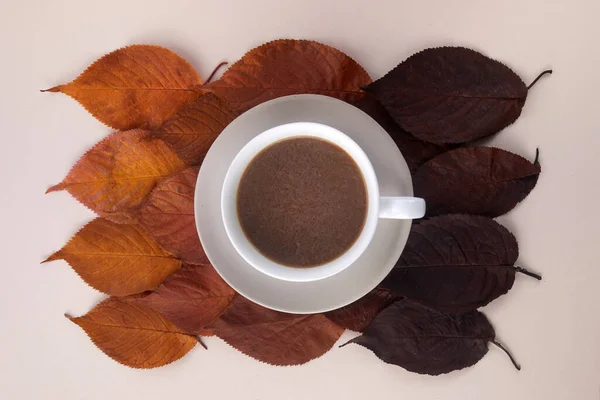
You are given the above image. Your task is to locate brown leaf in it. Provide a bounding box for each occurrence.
[325,287,400,332]
[133,264,235,334]
[382,215,542,312]
[43,45,202,130]
[344,299,520,375]
[46,129,186,222]
[208,296,344,365]
[135,166,207,264]
[67,298,197,368]
[351,96,454,173]
[152,93,238,165]
[363,47,527,144]
[44,218,181,296]
[205,39,371,112]
[414,147,541,217]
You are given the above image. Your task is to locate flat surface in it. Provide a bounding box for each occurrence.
[1,0,599,399]
[195,95,412,312]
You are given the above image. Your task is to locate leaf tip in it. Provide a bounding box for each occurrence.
[41,253,60,264]
[41,86,62,93]
[46,182,66,194]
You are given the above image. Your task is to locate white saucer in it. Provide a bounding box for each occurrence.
[194,95,413,314]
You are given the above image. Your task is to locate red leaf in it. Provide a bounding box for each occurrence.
[325,288,400,332]
[135,166,207,264]
[134,264,235,334]
[208,296,344,365]
[205,39,371,112]
[152,93,238,165]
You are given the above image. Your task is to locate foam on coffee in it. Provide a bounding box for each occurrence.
[236,137,368,268]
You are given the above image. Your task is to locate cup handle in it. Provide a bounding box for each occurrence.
[379,197,426,219]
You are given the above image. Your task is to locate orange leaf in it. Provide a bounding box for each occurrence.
[44,218,181,296]
[205,39,371,112]
[47,129,185,222]
[208,296,344,365]
[134,264,235,334]
[135,166,207,264]
[67,298,197,368]
[325,288,400,332]
[43,45,202,130]
[152,93,238,165]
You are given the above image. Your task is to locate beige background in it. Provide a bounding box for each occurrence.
[2,0,599,398]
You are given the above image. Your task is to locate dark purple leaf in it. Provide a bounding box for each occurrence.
[363,47,530,144]
[351,96,453,173]
[343,299,520,375]
[414,147,541,217]
[382,215,541,312]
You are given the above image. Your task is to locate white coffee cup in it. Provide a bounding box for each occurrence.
[221,122,425,283]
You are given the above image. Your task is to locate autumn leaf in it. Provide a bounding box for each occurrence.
[151,93,238,165]
[351,96,454,173]
[133,264,235,334]
[205,39,371,112]
[414,147,541,217]
[343,299,520,375]
[208,296,344,365]
[67,298,198,368]
[46,129,185,222]
[134,166,207,264]
[325,287,400,332]
[382,215,541,312]
[43,45,202,130]
[44,218,181,296]
[363,47,536,144]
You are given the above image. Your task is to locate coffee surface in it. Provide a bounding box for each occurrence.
[237,137,367,267]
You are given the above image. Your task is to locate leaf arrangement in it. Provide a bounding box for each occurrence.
[44,40,549,374]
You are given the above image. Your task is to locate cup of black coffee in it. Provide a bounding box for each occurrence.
[221,122,425,282]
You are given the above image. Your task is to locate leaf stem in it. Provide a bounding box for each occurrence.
[205,61,228,84]
[527,69,553,90]
[491,339,521,371]
[196,336,208,350]
[515,266,542,281]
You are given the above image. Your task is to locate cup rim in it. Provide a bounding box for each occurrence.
[220,122,380,282]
